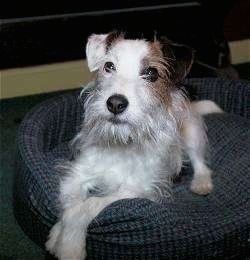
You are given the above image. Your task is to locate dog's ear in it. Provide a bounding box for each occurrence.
[160,38,195,83]
[86,34,108,72]
[86,31,124,72]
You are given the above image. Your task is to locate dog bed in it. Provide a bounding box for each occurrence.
[14,77,250,259]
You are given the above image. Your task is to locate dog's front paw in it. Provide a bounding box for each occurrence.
[46,222,87,260]
[46,221,62,256]
[57,244,86,260]
[190,174,213,195]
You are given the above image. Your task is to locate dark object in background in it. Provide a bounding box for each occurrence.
[1,0,238,77]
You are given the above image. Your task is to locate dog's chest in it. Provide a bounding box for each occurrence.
[76,146,165,195]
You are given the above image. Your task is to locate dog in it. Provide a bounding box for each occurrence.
[46,31,222,259]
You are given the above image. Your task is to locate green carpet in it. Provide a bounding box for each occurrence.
[0,63,249,260]
[0,90,73,260]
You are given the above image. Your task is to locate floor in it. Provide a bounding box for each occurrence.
[0,63,249,260]
[0,91,72,260]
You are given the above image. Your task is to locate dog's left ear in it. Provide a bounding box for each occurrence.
[86,34,108,72]
[161,39,195,83]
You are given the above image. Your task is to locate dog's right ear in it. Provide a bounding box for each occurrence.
[86,31,124,72]
[86,34,108,72]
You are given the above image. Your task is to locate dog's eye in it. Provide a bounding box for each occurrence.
[142,67,159,82]
[104,62,116,73]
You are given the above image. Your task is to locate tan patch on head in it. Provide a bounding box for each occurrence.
[105,31,124,52]
[148,41,173,79]
[142,40,173,106]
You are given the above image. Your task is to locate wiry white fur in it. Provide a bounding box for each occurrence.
[46,34,220,260]
[86,34,107,71]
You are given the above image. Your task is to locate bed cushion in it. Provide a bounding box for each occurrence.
[14,78,250,259]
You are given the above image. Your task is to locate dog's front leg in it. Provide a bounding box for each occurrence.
[48,189,137,260]
[46,198,89,260]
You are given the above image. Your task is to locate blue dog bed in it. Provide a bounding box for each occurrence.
[14,78,250,259]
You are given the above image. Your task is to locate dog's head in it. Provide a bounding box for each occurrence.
[81,32,194,147]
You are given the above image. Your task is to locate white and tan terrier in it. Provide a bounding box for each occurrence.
[46,31,222,259]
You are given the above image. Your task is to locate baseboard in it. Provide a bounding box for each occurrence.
[229,39,250,64]
[0,60,93,99]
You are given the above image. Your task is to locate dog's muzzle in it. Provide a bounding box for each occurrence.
[106,94,129,115]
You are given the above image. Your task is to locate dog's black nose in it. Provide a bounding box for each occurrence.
[106,94,128,114]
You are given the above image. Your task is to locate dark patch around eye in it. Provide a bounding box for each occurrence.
[142,67,159,82]
[104,62,116,72]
